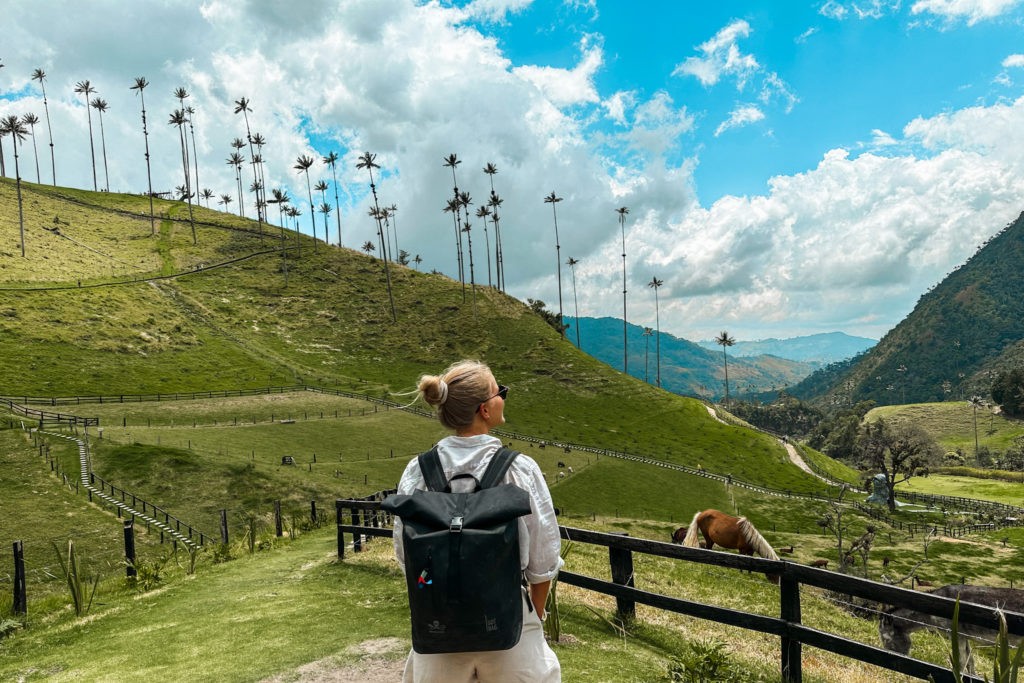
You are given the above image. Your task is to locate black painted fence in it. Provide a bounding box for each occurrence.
[335,498,1023,683]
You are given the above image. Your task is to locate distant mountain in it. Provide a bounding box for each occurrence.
[789,210,1024,406]
[696,332,876,364]
[571,317,815,399]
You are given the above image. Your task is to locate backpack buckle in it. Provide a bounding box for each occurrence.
[449,516,464,533]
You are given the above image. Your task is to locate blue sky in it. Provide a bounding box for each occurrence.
[3,0,1024,342]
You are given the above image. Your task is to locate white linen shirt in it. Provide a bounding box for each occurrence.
[392,434,563,585]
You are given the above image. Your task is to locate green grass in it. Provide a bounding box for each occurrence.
[867,401,1024,455]
[4,183,1021,681]
[896,473,1024,508]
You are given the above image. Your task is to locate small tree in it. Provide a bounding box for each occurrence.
[857,418,942,512]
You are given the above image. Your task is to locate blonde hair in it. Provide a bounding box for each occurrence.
[418,359,494,431]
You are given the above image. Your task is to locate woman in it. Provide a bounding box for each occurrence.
[392,359,562,682]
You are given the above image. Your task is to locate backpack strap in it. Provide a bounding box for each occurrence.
[417,447,450,493]
[478,447,519,489]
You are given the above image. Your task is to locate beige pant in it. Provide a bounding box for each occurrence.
[402,591,561,683]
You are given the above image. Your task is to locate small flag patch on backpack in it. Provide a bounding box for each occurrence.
[417,569,432,588]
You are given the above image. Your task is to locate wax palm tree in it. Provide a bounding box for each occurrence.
[200,188,214,208]
[21,113,41,183]
[715,330,736,406]
[233,97,264,239]
[362,240,375,255]
[251,132,268,221]
[616,206,630,373]
[268,188,291,228]
[544,191,566,338]
[186,105,200,198]
[218,194,233,211]
[73,80,98,190]
[249,180,265,225]
[31,68,56,184]
[442,197,466,300]
[169,108,197,244]
[483,162,504,289]
[267,188,292,284]
[130,77,155,234]
[462,219,478,310]
[388,203,400,259]
[228,142,246,216]
[173,88,191,195]
[413,254,422,270]
[314,180,330,245]
[642,327,654,383]
[968,395,984,458]
[90,98,110,191]
[356,152,397,321]
[443,154,466,297]
[286,205,303,254]
[648,277,664,387]
[488,192,505,291]
[0,125,6,177]
[567,257,581,349]
[320,151,344,246]
[294,154,318,253]
[0,115,28,255]
[319,202,333,242]
[476,205,493,287]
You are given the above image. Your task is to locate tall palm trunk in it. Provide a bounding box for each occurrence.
[32,70,56,185]
[1,116,28,255]
[92,101,110,192]
[76,82,98,191]
[359,154,397,322]
[131,78,155,234]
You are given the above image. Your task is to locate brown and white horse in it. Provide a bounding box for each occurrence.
[681,509,780,582]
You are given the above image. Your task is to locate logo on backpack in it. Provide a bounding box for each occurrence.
[417,569,432,588]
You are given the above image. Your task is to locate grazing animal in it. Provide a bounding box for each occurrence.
[671,526,689,544]
[567,466,574,474]
[809,559,829,569]
[778,545,794,554]
[914,576,934,588]
[882,555,890,568]
[557,471,565,480]
[557,461,565,468]
[879,584,1024,674]
[682,509,779,582]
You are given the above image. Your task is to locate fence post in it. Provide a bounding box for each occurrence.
[13,540,27,615]
[780,574,802,682]
[310,500,318,526]
[336,499,345,559]
[124,519,137,578]
[609,535,635,621]
[274,500,283,537]
[352,507,362,553]
[220,509,229,545]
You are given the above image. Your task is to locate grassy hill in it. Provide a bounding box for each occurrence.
[4,181,1022,681]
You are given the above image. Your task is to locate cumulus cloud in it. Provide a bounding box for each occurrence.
[1004,53,1024,68]
[3,0,1024,343]
[910,0,1024,25]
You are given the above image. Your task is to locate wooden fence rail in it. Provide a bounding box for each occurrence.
[335,498,1023,683]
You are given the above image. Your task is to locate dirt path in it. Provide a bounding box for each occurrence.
[259,638,406,682]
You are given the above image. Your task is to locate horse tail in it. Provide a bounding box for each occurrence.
[681,511,704,548]
[737,517,779,561]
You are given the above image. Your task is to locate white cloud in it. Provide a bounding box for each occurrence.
[714,105,765,136]
[463,0,534,23]
[910,0,1024,25]
[672,20,759,88]
[1004,53,1024,67]
[513,38,602,108]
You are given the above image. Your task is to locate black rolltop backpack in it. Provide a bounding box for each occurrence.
[381,446,532,654]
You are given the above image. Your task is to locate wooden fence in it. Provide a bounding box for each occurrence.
[335,498,1024,683]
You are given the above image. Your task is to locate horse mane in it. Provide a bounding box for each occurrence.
[736,517,779,561]
[681,510,704,548]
